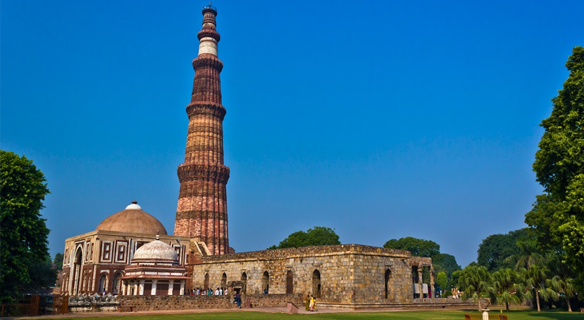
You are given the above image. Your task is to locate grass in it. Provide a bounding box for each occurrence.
[40,309,582,320]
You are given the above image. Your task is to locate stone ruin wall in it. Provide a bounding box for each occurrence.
[192,244,416,305]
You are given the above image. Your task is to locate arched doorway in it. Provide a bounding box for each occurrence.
[261,271,269,294]
[312,269,321,298]
[385,269,392,299]
[98,274,107,293]
[204,273,210,290]
[72,248,83,294]
[112,272,122,295]
[221,273,227,289]
[241,272,247,294]
[286,270,293,294]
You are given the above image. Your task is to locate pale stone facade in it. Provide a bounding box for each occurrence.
[189,244,434,306]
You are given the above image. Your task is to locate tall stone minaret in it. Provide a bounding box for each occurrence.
[175,4,229,255]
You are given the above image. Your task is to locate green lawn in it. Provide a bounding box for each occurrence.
[42,310,582,320]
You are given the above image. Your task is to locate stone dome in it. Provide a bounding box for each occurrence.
[132,240,178,262]
[95,201,168,235]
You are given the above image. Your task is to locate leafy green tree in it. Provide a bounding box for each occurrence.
[458,265,493,311]
[526,46,584,288]
[432,253,461,278]
[267,226,340,249]
[490,268,523,311]
[0,150,51,302]
[23,253,57,293]
[435,272,449,297]
[519,264,557,312]
[53,253,64,270]
[383,237,440,257]
[477,228,531,271]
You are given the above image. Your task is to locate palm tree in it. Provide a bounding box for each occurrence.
[490,268,522,311]
[514,239,543,270]
[549,275,575,312]
[519,264,557,312]
[459,265,493,311]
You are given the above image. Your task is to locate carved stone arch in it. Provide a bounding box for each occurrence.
[312,269,321,298]
[261,271,269,294]
[286,270,293,294]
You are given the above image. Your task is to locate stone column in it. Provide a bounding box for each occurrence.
[168,280,174,295]
[180,280,185,295]
[430,267,435,299]
[139,280,145,295]
[121,280,126,296]
[152,280,158,296]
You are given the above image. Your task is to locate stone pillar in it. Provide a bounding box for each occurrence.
[152,280,158,296]
[180,280,185,295]
[430,267,435,299]
[139,280,145,295]
[122,280,126,295]
[168,280,174,295]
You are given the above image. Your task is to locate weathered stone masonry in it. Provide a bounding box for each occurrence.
[191,244,425,305]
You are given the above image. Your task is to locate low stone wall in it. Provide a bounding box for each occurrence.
[117,294,303,311]
[319,298,476,310]
[67,294,120,313]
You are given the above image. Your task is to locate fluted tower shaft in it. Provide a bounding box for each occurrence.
[175,5,229,255]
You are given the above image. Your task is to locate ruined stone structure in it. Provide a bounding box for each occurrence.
[174,4,230,256]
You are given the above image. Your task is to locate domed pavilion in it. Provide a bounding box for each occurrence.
[60,202,207,295]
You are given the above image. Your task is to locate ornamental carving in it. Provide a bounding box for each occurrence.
[177,164,230,184]
[192,55,223,71]
[186,102,226,120]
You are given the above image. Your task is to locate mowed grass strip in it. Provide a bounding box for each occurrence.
[43,309,581,320]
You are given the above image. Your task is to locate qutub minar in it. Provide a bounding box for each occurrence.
[174,5,230,256]
[59,4,473,310]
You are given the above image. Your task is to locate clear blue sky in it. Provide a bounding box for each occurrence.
[2,0,582,267]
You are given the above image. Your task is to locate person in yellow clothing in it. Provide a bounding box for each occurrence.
[309,295,315,311]
[313,297,317,311]
[305,294,310,311]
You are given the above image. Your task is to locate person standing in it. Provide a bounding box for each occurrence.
[305,294,310,311]
[309,295,315,311]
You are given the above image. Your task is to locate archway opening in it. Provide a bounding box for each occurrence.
[261,271,269,294]
[113,272,122,295]
[241,272,247,294]
[312,269,321,298]
[204,273,210,291]
[221,273,227,289]
[98,274,107,293]
[73,248,83,294]
[286,270,293,294]
[385,269,392,299]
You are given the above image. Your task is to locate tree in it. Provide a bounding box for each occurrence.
[526,46,584,288]
[267,226,340,249]
[53,253,64,270]
[457,265,493,311]
[0,150,51,302]
[383,237,440,257]
[477,228,532,271]
[490,268,523,311]
[519,264,557,312]
[435,272,449,297]
[432,253,461,278]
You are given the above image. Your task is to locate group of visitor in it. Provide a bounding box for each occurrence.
[189,287,229,296]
